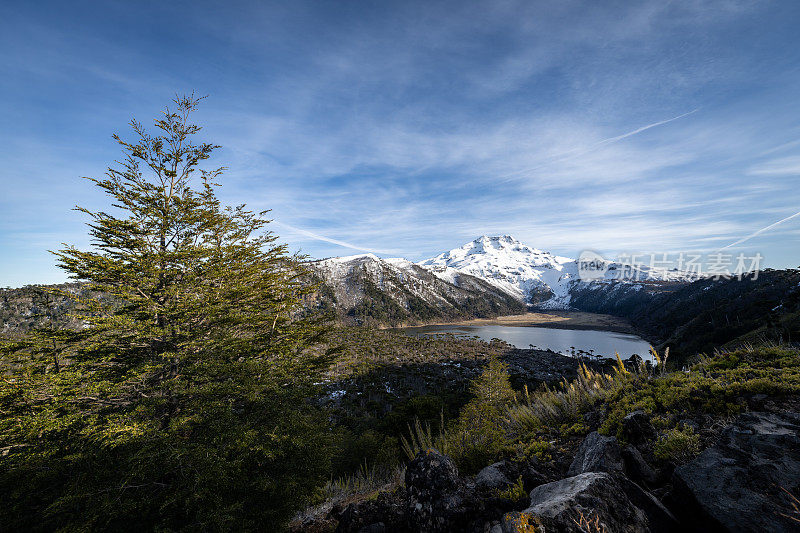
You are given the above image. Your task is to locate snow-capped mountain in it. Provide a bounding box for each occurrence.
[420,235,576,306]
[420,235,698,308]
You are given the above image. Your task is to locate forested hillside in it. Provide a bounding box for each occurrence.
[570,269,800,363]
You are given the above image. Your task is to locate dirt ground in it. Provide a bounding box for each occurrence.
[398,311,637,334]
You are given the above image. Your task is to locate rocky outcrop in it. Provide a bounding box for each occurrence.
[476,462,512,492]
[672,411,800,532]
[567,431,624,476]
[301,412,800,533]
[504,471,677,533]
[405,449,468,532]
[568,426,660,489]
[621,445,659,488]
[330,488,406,533]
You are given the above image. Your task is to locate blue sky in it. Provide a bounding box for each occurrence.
[2,0,800,287]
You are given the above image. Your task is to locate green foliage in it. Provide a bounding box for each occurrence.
[654,426,701,463]
[511,438,553,463]
[444,356,517,472]
[496,475,527,502]
[400,356,517,473]
[468,355,517,405]
[0,96,336,530]
[599,345,800,439]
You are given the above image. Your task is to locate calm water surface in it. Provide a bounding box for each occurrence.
[399,324,653,362]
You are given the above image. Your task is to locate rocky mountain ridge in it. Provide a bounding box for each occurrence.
[307,253,526,326]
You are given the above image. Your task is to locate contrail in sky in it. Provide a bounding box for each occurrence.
[273,221,398,255]
[498,108,700,180]
[596,109,699,146]
[717,209,800,250]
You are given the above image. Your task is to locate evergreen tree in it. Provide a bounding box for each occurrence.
[448,355,516,473]
[0,95,337,530]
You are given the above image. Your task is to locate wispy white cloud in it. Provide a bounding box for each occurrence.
[747,156,800,176]
[3,0,800,287]
[271,221,400,255]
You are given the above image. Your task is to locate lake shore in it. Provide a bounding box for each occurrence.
[387,310,638,335]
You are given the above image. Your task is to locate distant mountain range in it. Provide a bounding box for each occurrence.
[3,236,798,359]
[308,235,698,324]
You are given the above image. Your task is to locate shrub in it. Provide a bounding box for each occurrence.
[401,356,517,473]
[653,426,701,463]
[496,476,527,501]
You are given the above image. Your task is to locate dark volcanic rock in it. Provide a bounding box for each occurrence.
[622,410,657,445]
[622,445,659,488]
[503,472,677,533]
[672,411,800,532]
[406,449,459,499]
[405,449,467,532]
[476,462,513,492]
[504,349,595,387]
[332,488,406,533]
[567,431,625,476]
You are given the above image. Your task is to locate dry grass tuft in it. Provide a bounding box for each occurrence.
[507,364,626,430]
[779,486,800,524]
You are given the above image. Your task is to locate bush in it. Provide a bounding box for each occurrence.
[401,356,517,473]
[654,426,701,463]
[496,476,527,502]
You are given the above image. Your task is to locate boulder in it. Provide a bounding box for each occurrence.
[622,445,659,487]
[476,462,513,492]
[622,410,657,445]
[405,449,467,532]
[567,431,624,476]
[672,411,800,532]
[502,472,677,532]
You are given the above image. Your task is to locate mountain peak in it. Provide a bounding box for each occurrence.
[419,235,574,304]
[460,235,553,258]
[473,234,522,247]
[475,234,517,242]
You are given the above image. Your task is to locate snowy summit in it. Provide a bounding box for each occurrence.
[420,235,577,306]
[420,235,697,308]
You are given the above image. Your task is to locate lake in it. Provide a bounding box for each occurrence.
[399,324,654,362]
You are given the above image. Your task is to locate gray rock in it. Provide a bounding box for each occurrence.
[476,462,512,492]
[406,448,459,498]
[622,410,657,445]
[503,472,677,532]
[673,411,800,532]
[331,487,406,532]
[622,445,658,487]
[567,431,624,476]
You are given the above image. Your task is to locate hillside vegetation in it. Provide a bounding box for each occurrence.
[570,269,800,364]
[295,342,800,531]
